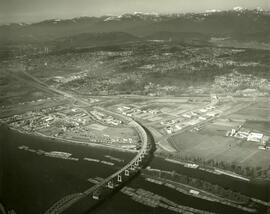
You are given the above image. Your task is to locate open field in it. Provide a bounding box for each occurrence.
[0,96,68,118]
[0,71,55,106]
[168,99,270,168]
[88,124,107,131]
[244,121,270,135]
[198,119,243,136]
[169,131,268,167]
[229,101,270,121]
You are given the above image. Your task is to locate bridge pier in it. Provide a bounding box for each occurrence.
[108,181,114,189]
[125,170,130,176]
[44,120,154,214]
[117,174,122,182]
[92,191,100,200]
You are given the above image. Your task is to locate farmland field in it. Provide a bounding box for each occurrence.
[229,101,270,121]
[169,131,268,167]
[243,121,270,135]
[168,99,270,168]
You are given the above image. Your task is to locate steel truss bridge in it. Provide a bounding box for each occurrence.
[45,120,154,214]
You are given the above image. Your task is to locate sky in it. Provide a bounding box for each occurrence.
[0,0,269,24]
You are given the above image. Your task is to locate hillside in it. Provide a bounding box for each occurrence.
[53,32,140,49]
[144,31,210,43]
[1,9,270,45]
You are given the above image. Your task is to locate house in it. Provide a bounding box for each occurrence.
[262,136,269,144]
[206,111,219,117]
[247,132,264,142]
[199,109,207,113]
[165,127,173,134]
[199,116,207,120]
[258,146,266,150]
[235,131,249,139]
[189,189,200,195]
[122,106,130,110]
[182,114,191,118]
[175,124,183,130]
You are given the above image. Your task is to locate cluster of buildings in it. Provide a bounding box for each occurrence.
[162,105,220,134]
[3,111,55,132]
[117,106,160,118]
[53,71,88,84]
[3,105,140,150]
[3,106,89,136]
[214,71,270,94]
[101,134,139,150]
[74,132,138,150]
[143,82,179,96]
[116,102,220,135]
[90,110,122,126]
[102,134,135,144]
[226,127,270,150]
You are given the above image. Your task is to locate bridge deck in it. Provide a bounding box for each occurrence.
[84,120,148,195]
[46,117,150,214]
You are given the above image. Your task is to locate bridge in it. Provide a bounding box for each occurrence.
[45,119,154,214]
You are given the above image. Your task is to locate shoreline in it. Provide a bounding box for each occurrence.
[155,154,253,182]
[8,126,138,154]
[164,158,250,182]
[142,173,257,213]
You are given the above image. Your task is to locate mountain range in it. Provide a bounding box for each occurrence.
[0,9,270,47]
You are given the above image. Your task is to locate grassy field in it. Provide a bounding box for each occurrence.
[169,131,268,167]
[229,101,270,121]
[0,97,68,119]
[243,121,270,135]
[169,109,270,169]
[0,69,57,108]
[0,76,51,106]
[168,100,270,168]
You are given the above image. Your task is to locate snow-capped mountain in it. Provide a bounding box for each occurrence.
[0,8,269,44]
[104,12,162,22]
[205,9,222,13]
[233,6,245,11]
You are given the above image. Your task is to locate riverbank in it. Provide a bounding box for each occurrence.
[1,124,269,214]
[121,186,216,214]
[9,126,138,154]
[142,172,256,213]
[0,124,134,214]
[143,167,250,203]
[164,158,250,182]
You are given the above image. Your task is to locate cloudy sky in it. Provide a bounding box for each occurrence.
[0,0,269,24]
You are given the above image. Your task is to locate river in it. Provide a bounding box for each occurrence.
[0,125,268,214]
